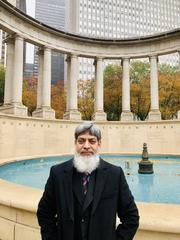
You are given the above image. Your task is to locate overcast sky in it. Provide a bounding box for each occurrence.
[26,0,35,63]
[26,0,35,17]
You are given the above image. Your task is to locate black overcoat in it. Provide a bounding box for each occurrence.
[37,159,139,240]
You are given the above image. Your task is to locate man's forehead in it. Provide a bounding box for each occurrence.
[77,132,97,139]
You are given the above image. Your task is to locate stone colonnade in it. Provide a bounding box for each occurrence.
[1,34,180,121]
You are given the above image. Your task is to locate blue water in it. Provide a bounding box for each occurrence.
[0,154,180,204]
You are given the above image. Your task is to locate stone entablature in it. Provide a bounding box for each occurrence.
[1,1,180,58]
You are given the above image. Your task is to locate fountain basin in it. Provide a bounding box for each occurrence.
[0,154,180,240]
[0,154,180,204]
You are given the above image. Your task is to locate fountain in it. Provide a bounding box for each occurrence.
[138,143,154,174]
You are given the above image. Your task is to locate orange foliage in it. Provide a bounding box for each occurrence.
[22,76,37,115]
[51,80,66,119]
[78,79,94,120]
[104,64,122,120]
[131,77,150,120]
[159,69,180,119]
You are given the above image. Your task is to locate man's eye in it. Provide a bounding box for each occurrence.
[78,140,85,144]
[89,140,97,144]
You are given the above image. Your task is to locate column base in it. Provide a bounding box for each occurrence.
[92,111,107,121]
[120,111,133,121]
[0,103,27,116]
[32,107,55,119]
[63,110,81,120]
[148,110,161,121]
[177,110,180,119]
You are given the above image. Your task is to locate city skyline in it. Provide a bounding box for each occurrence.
[76,0,180,79]
[11,0,180,72]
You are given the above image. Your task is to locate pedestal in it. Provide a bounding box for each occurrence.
[32,107,55,119]
[120,111,133,121]
[148,110,161,121]
[92,111,107,121]
[63,110,81,120]
[0,103,27,116]
[138,160,154,174]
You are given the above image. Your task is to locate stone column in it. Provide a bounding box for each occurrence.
[148,55,161,120]
[33,47,55,119]
[63,54,81,120]
[92,57,106,121]
[32,48,43,116]
[64,55,70,114]
[37,49,43,108]
[0,35,27,116]
[120,57,133,121]
[3,37,14,105]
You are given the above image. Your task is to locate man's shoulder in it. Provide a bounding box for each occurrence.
[51,158,73,173]
[100,158,123,173]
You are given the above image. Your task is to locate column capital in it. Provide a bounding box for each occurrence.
[43,46,51,52]
[122,56,130,61]
[70,53,79,59]
[3,34,15,44]
[13,34,24,42]
[149,54,158,59]
[149,54,159,63]
[65,54,71,62]
[94,57,104,66]
[36,46,44,56]
[95,56,104,62]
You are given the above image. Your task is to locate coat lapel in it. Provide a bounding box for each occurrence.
[63,160,74,221]
[73,170,84,206]
[91,159,109,215]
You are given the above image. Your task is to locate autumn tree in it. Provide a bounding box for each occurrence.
[159,64,180,119]
[51,80,66,119]
[22,76,37,115]
[78,79,94,120]
[104,64,122,120]
[130,61,150,120]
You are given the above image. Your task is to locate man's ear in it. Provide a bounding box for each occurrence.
[98,140,101,146]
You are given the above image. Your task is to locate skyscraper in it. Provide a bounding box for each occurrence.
[34,0,66,83]
[78,0,180,38]
[68,0,180,80]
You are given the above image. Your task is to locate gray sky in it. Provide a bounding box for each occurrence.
[26,0,35,18]
[26,0,35,63]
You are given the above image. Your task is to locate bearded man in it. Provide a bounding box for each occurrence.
[37,122,139,240]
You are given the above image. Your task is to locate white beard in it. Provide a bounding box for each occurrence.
[73,152,100,173]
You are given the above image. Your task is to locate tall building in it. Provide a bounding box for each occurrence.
[16,0,26,12]
[34,0,66,83]
[68,0,180,80]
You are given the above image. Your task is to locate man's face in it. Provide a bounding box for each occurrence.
[75,131,101,157]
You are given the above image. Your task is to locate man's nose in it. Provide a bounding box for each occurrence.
[83,140,90,148]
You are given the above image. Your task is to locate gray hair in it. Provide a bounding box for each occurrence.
[74,122,101,140]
